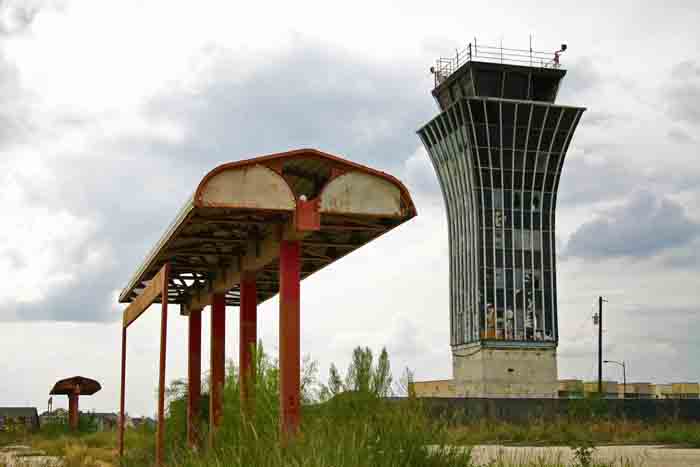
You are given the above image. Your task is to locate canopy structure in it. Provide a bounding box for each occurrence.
[50,376,101,430]
[117,148,416,464]
[119,148,416,315]
[50,376,101,396]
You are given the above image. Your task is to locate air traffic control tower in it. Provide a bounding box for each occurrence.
[417,42,585,397]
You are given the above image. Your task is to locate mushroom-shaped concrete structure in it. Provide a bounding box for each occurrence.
[50,376,101,430]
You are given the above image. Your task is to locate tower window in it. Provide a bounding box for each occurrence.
[494,210,504,227]
[493,189,503,208]
[495,230,504,248]
[495,268,505,289]
[532,232,542,251]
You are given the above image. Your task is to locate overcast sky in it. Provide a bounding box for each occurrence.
[1,0,699,416]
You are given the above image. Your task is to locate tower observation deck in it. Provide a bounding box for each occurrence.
[417,40,586,397]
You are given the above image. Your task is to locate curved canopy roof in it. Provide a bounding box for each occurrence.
[119,149,416,312]
[50,376,102,396]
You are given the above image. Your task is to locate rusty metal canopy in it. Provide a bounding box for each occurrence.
[118,148,416,311]
[50,376,102,396]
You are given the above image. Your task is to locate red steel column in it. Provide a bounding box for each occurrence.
[209,293,226,446]
[239,271,257,413]
[279,240,301,438]
[156,264,169,467]
[68,391,79,430]
[187,308,202,448]
[119,326,127,457]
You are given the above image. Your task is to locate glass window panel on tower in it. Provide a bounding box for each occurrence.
[495,230,504,248]
[504,190,512,209]
[513,191,522,210]
[533,251,542,265]
[532,194,541,212]
[524,171,534,187]
[478,147,490,168]
[490,171,503,188]
[506,269,514,289]
[533,231,542,251]
[484,248,494,267]
[485,210,493,227]
[495,250,504,267]
[534,173,545,189]
[493,189,503,208]
[523,230,532,250]
[490,148,501,168]
[514,171,524,187]
[513,229,522,250]
[514,268,523,288]
[503,170,513,187]
[533,271,542,289]
[503,150,513,169]
[495,268,505,289]
[485,268,494,289]
[514,251,523,267]
[494,209,504,227]
[535,309,544,340]
[525,151,536,170]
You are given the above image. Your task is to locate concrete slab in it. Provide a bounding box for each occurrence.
[0,445,62,467]
[469,444,700,467]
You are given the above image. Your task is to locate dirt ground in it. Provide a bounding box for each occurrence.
[470,444,700,467]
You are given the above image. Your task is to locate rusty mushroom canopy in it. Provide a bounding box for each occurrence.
[50,376,102,396]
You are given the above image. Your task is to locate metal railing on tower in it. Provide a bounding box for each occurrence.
[430,38,567,87]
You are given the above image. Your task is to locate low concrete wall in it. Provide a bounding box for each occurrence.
[416,397,700,424]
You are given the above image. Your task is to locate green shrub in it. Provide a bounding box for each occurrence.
[121,344,473,467]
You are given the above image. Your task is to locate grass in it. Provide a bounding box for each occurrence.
[445,418,700,447]
[3,348,697,467]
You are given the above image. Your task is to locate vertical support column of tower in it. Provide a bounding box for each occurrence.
[209,293,226,447]
[239,271,257,414]
[418,51,585,398]
[279,240,301,438]
[187,307,202,448]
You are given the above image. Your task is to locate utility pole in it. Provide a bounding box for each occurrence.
[597,296,605,395]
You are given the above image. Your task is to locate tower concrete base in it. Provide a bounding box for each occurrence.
[452,343,558,398]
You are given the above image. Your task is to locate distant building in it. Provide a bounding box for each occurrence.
[560,380,699,399]
[409,380,457,398]
[130,416,156,429]
[619,383,654,399]
[582,381,618,399]
[39,408,68,426]
[91,412,119,431]
[671,383,700,399]
[410,377,700,399]
[557,379,584,398]
[0,407,39,432]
